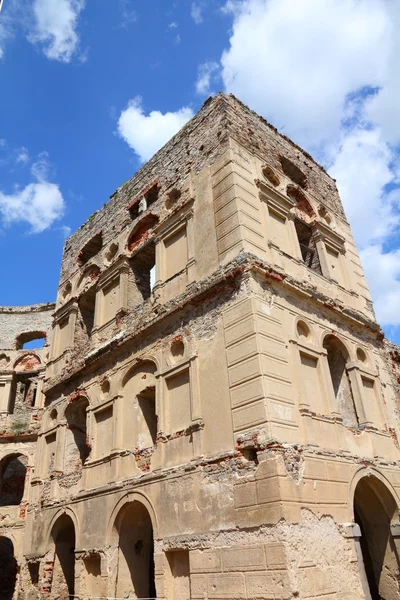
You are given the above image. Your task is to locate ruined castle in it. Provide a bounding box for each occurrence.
[1,93,400,600]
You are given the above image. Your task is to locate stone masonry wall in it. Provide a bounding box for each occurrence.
[59,93,344,284]
[0,304,54,350]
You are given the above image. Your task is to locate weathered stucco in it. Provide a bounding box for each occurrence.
[1,93,400,600]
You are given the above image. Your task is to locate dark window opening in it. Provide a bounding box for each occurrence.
[323,335,358,428]
[78,288,96,338]
[116,502,156,600]
[294,219,322,274]
[137,386,157,447]
[242,448,259,464]
[52,515,76,600]
[129,242,156,303]
[9,372,39,414]
[0,537,17,600]
[20,376,37,407]
[0,454,27,506]
[129,183,160,219]
[165,188,181,209]
[78,232,102,266]
[354,477,399,600]
[65,397,90,469]
[28,562,40,585]
[354,507,380,600]
[15,331,46,350]
[279,155,308,188]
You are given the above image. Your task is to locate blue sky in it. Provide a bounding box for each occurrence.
[1,0,400,341]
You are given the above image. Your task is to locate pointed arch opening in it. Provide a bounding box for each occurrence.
[51,514,76,599]
[114,501,156,599]
[354,476,400,599]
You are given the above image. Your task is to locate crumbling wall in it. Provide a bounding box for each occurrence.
[0,304,54,351]
[16,93,400,600]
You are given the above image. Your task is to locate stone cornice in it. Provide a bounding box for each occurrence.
[43,252,382,395]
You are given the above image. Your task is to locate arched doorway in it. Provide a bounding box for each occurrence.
[115,501,156,599]
[51,514,76,600]
[65,396,90,471]
[0,454,27,506]
[354,476,400,599]
[0,537,17,600]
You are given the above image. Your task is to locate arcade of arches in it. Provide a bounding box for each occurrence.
[8,486,398,600]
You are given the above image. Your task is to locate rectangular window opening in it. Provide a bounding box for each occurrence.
[28,562,40,585]
[78,288,96,337]
[294,219,322,274]
[130,242,156,302]
[129,184,159,219]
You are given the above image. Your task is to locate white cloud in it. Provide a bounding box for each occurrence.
[29,0,85,62]
[360,245,400,327]
[0,151,65,233]
[0,2,17,60]
[329,126,400,326]
[363,1,400,146]
[117,98,194,163]
[329,127,397,249]
[59,224,72,239]
[0,182,65,233]
[119,0,137,29]
[0,24,10,59]
[191,2,203,24]
[31,151,52,181]
[203,0,400,335]
[196,61,220,95]
[220,0,390,149]
[16,147,29,165]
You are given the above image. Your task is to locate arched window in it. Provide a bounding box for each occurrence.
[122,361,157,451]
[287,185,322,275]
[51,514,76,599]
[9,354,42,414]
[0,537,17,600]
[294,218,321,272]
[77,232,102,265]
[354,476,400,599]
[65,397,90,470]
[0,454,28,506]
[114,501,156,599]
[323,335,358,427]
[15,331,46,350]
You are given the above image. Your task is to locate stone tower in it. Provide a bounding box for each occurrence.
[2,93,400,600]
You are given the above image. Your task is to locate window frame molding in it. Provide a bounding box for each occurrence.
[93,257,131,331]
[153,200,196,294]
